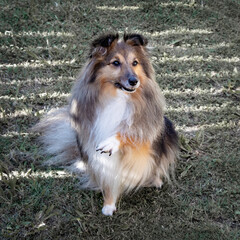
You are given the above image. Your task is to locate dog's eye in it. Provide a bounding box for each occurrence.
[112,61,120,67]
[132,60,138,66]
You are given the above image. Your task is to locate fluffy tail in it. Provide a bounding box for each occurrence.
[32,108,82,169]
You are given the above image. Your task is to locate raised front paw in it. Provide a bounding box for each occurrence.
[96,135,120,156]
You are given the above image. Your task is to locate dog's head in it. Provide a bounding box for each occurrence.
[88,33,153,95]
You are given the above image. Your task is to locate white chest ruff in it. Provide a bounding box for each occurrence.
[92,91,132,146]
[86,91,133,191]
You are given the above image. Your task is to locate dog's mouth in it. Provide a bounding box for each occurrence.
[114,82,136,93]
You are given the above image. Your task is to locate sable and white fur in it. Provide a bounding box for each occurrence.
[33,33,178,216]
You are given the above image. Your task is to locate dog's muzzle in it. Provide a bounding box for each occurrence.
[114,76,140,93]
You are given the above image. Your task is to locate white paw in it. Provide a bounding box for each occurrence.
[96,135,120,156]
[152,178,163,188]
[102,204,116,216]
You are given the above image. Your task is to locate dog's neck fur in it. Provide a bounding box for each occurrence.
[92,90,132,146]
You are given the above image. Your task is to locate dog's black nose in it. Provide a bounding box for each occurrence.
[128,76,138,86]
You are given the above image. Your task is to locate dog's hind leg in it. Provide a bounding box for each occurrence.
[152,172,164,188]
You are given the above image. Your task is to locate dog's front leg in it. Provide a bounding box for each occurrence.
[96,135,120,156]
[102,186,117,216]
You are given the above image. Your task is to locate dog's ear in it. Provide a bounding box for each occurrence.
[124,33,148,47]
[90,33,119,58]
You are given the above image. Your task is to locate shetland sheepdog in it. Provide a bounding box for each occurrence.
[34,33,178,216]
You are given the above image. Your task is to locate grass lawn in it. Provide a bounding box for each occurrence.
[0,0,239,239]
